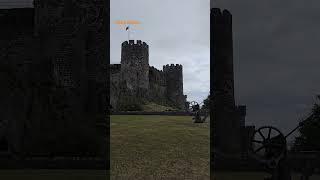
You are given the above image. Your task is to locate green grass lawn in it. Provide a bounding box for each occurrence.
[2,115,318,180]
[111,115,210,179]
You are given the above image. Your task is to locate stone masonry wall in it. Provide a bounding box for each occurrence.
[0,8,35,155]
[110,64,121,110]
[163,64,185,109]
[0,0,109,161]
[149,66,167,105]
[120,40,149,99]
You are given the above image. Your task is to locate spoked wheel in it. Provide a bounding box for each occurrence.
[250,126,287,170]
[189,101,198,110]
[189,101,199,112]
[189,101,204,123]
[190,101,198,106]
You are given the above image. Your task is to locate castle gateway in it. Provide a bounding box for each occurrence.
[110,40,187,111]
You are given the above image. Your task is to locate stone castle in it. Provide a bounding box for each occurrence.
[110,40,187,111]
[0,0,108,168]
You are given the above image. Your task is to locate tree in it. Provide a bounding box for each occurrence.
[201,93,210,111]
[292,95,320,152]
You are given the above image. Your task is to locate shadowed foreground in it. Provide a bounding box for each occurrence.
[0,170,108,180]
[213,171,320,180]
[111,115,210,179]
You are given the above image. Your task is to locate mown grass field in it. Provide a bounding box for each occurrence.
[0,115,209,180]
[1,115,318,180]
[111,115,210,179]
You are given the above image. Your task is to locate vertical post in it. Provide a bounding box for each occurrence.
[126,25,130,40]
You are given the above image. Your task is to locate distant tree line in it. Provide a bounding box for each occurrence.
[201,93,210,111]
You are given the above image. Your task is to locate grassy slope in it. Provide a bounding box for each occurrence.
[141,102,179,112]
[111,115,210,179]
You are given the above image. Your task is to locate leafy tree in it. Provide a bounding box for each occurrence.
[201,93,210,111]
[292,95,320,152]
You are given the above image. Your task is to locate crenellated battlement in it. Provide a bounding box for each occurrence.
[211,8,232,17]
[211,8,232,24]
[121,40,149,65]
[163,64,183,72]
[150,66,163,73]
[122,40,149,48]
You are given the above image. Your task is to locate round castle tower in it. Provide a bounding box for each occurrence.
[27,0,108,158]
[211,8,242,155]
[163,64,185,109]
[211,8,234,109]
[121,40,149,98]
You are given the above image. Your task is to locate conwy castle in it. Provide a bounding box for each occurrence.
[110,40,187,111]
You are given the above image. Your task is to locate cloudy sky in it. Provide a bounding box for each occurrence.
[212,0,320,142]
[0,0,32,8]
[111,0,210,103]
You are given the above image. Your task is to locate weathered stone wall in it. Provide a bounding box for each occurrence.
[120,40,149,99]
[26,0,85,156]
[149,66,167,105]
[163,64,185,110]
[0,8,35,155]
[110,64,121,110]
[0,0,109,162]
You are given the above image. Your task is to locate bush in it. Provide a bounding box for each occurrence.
[121,102,143,111]
[118,96,143,111]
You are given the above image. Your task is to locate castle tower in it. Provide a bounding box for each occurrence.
[211,8,242,155]
[163,64,185,109]
[120,40,149,98]
[33,0,87,88]
[33,0,66,36]
[19,0,108,163]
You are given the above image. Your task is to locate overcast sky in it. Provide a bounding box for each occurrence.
[212,0,320,142]
[111,0,210,103]
[0,0,32,8]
